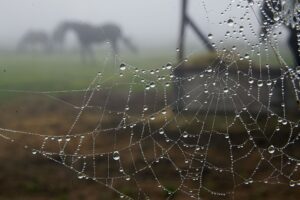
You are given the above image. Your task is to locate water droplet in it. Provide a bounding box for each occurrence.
[248,77,254,84]
[120,63,126,71]
[268,145,275,154]
[257,80,263,87]
[150,82,156,88]
[282,119,288,125]
[296,66,300,74]
[248,178,253,184]
[248,0,254,6]
[223,87,229,93]
[227,19,234,26]
[273,13,280,21]
[143,105,148,111]
[159,128,164,135]
[166,63,173,69]
[208,33,213,39]
[183,131,188,138]
[113,151,120,160]
[96,84,100,90]
[77,173,85,179]
[290,180,296,187]
[150,116,155,120]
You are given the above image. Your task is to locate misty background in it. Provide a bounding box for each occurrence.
[0,0,290,53]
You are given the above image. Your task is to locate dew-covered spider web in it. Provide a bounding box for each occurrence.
[1,0,300,199]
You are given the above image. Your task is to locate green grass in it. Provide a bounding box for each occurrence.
[0,47,294,103]
[0,50,176,102]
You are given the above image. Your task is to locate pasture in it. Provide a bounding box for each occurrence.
[0,50,175,98]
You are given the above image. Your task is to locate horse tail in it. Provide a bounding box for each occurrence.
[121,36,138,53]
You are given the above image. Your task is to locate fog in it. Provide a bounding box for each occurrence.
[0,0,180,49]
[0,0,288,51]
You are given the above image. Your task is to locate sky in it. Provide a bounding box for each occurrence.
[0,0,289,50]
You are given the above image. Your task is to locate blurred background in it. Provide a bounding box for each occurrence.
[0,0,299,199]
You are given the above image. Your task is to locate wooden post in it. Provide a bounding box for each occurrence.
[178,0,188,61]
[174,0,215,112]
[187,17,214,51]
[177,0,215,61]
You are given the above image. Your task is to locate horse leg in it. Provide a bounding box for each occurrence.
[87,46,96,64]
[121,36,138,53]
[111,39,119,55]
[288,29,300,67]
[80,45,88,64]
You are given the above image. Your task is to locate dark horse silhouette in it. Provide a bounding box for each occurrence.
[17,30,52,53]
[53,21,137,61]
[260,0,300,66]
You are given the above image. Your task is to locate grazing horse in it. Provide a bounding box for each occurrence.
[17,30,52,53]
[259,0,300,66]
[53,21,137,61]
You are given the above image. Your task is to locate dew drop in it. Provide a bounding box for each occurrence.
[143,105,148,111]
[273,13,280,21]
[268,145,275,154]
[289,180,296,187]
[120,63,126,71]
[223,87,229,93]
[296,66,300,74]
[159,128,164,135]
[257,80,263,87]
[113,151,120,160]
[150,82,156,88]
[77,173,85,179]
[248,77,254,84]
[227,19,234,26]
[183,131,188,138]
[166,63,173,69]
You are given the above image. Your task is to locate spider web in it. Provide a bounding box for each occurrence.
[1,0,300,199]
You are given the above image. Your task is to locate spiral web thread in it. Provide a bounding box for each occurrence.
[1,0,300,199]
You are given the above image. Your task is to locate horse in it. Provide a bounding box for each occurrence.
[53,21,137,62]
[259,0,300,66]
[17,30,52,53]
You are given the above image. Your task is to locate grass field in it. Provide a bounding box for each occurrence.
[0,50,176,101]
[0,46,294,97]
